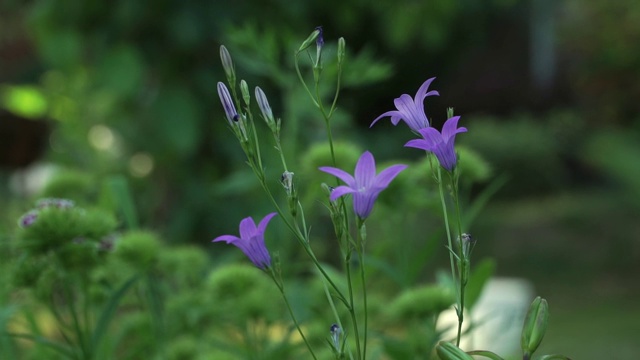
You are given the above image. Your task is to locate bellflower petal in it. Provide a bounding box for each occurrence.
[317,167,356,188]
[329,186,356,202]
[212,212,277,270]
[404,116,467,172]
[371,77,439,132]
[319,151,407,219]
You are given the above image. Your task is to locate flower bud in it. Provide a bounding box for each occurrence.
[297,28,321,53]
[337,37,346,66]
[436,342,474,360]
[447,107,455,119]
[521,296,549,359]
[281,171,294,195]
[220,45,235,84]
[255,86,275,129]
[330,323,341,349]
[240,80,250,107]
[217,82,239,124]
[460,233,476,259]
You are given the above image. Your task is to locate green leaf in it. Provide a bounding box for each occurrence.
[538,355,573,360]
[90,275,139,351]
[467,350,506,360]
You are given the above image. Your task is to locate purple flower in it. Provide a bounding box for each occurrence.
[319,151,407,219]
[212,213,277,270]
[19,211,38,228]
[404,116,467,171]
[217,82,239,124]
[315,26,324,48]
[370,77,439,132]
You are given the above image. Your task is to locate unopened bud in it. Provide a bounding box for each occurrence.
[460,233,475,259]
[521,296,549,359]
[219,45,235,84]
[447,107,455,119]
[240,80,250,107]
[298,28,321,53]
[281,171,294,195]
[337,37,346,66]
[255,86,275,129]
[217,82,239,124]
[329,323,341,349]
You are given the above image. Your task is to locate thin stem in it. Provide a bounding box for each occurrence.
[450,171,467,347]
[436,166,466,346]
[271,271,318,360]
[255,174,349,306]
[436,166,458,301]
[294,53,319,108]
[356,220,368,360]
[345,249,362,360]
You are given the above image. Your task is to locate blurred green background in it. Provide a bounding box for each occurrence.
[1,0,640,359]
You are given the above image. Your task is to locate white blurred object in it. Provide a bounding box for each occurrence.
[437,277,535,356]
[9,162,57,197]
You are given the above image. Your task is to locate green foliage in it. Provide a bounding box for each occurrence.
[205,263,280,322]
[114,230,161,270]
[387,284,455,322]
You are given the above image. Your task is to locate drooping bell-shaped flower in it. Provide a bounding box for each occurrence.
[404,116,467,172]
[212,213,277,270]
[370,77,440,132]
[319,151,407,219]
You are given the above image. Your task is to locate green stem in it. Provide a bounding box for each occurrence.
[450,171,467,347]
[345,249,362,360]
[356,219,368,360]
[255,174,349,306]
[271,271,318,360]
[436,166,464,346]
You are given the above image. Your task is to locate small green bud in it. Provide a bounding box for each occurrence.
[220,45,235,84]
[298,28,321,53]
[240,79,250,107]
[337,37,346,66]
[436,342,474,360]
[447,107,455,119]
[521,296,549,359]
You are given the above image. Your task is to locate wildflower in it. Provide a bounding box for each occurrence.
[217,82,239,124]
[404,116,467,172]
[212,213,277,270]
[370,77,439,132]
[19,211,38,228]
[319,151,407,219]
[315,26,324,49]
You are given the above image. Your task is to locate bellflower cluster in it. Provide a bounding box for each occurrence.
[371,78,467,171]
[319,151,407,219]
[212,213,277,270]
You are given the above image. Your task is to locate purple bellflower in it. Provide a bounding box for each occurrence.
[319,151,407,219]
[370,77,439,132]
[404,116,467,172]
[217,82,239,124]
[212,212,277,270]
